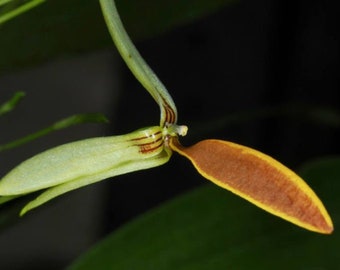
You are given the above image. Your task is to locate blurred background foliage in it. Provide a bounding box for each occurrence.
[68,157,340,270]
[1,0,339,269]
[0,0,236,74]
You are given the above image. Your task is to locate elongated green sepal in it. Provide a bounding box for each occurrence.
[99,0,177,126]
[0,126,171,214]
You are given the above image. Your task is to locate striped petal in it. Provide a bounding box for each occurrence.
[169,137,333,234]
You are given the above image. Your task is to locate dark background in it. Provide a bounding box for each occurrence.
[0,0,339,269]
[104,0,340,233]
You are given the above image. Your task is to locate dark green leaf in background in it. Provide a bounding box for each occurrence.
[0,113,108,152]
[68,157,340,270]
[0,0,46,25]
[0,91,25,116]
[0,0,237,75]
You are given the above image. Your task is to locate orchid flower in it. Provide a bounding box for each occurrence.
[0,0,333,234]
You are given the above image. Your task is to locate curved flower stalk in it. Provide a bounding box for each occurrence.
[99,0,177,127]
[0,0,333,234]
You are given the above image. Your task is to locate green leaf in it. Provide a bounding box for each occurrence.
[0,91,25,116]
[0,113,108,152]
[0,0,237,75]
[0,0,46,25]
[68,157,340,270]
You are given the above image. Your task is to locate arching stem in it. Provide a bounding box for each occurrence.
[99,0,178,127]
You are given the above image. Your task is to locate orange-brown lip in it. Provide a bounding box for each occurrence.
[170,137,333,234]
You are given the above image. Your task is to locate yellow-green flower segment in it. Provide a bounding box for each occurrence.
[0,127,172,215]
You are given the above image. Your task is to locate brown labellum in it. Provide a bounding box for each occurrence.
[170,137,333,234]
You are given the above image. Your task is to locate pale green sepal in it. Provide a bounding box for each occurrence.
[0,126,165,196]
[99,0,177,126]
[20,148,171,215]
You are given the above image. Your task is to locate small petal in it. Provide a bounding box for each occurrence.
[170,138,333,234]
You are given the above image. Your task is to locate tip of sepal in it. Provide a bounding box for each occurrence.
[19,208,27,217]
[314,222,333,235]
[19,200,35,216]
[169,137,334,235]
